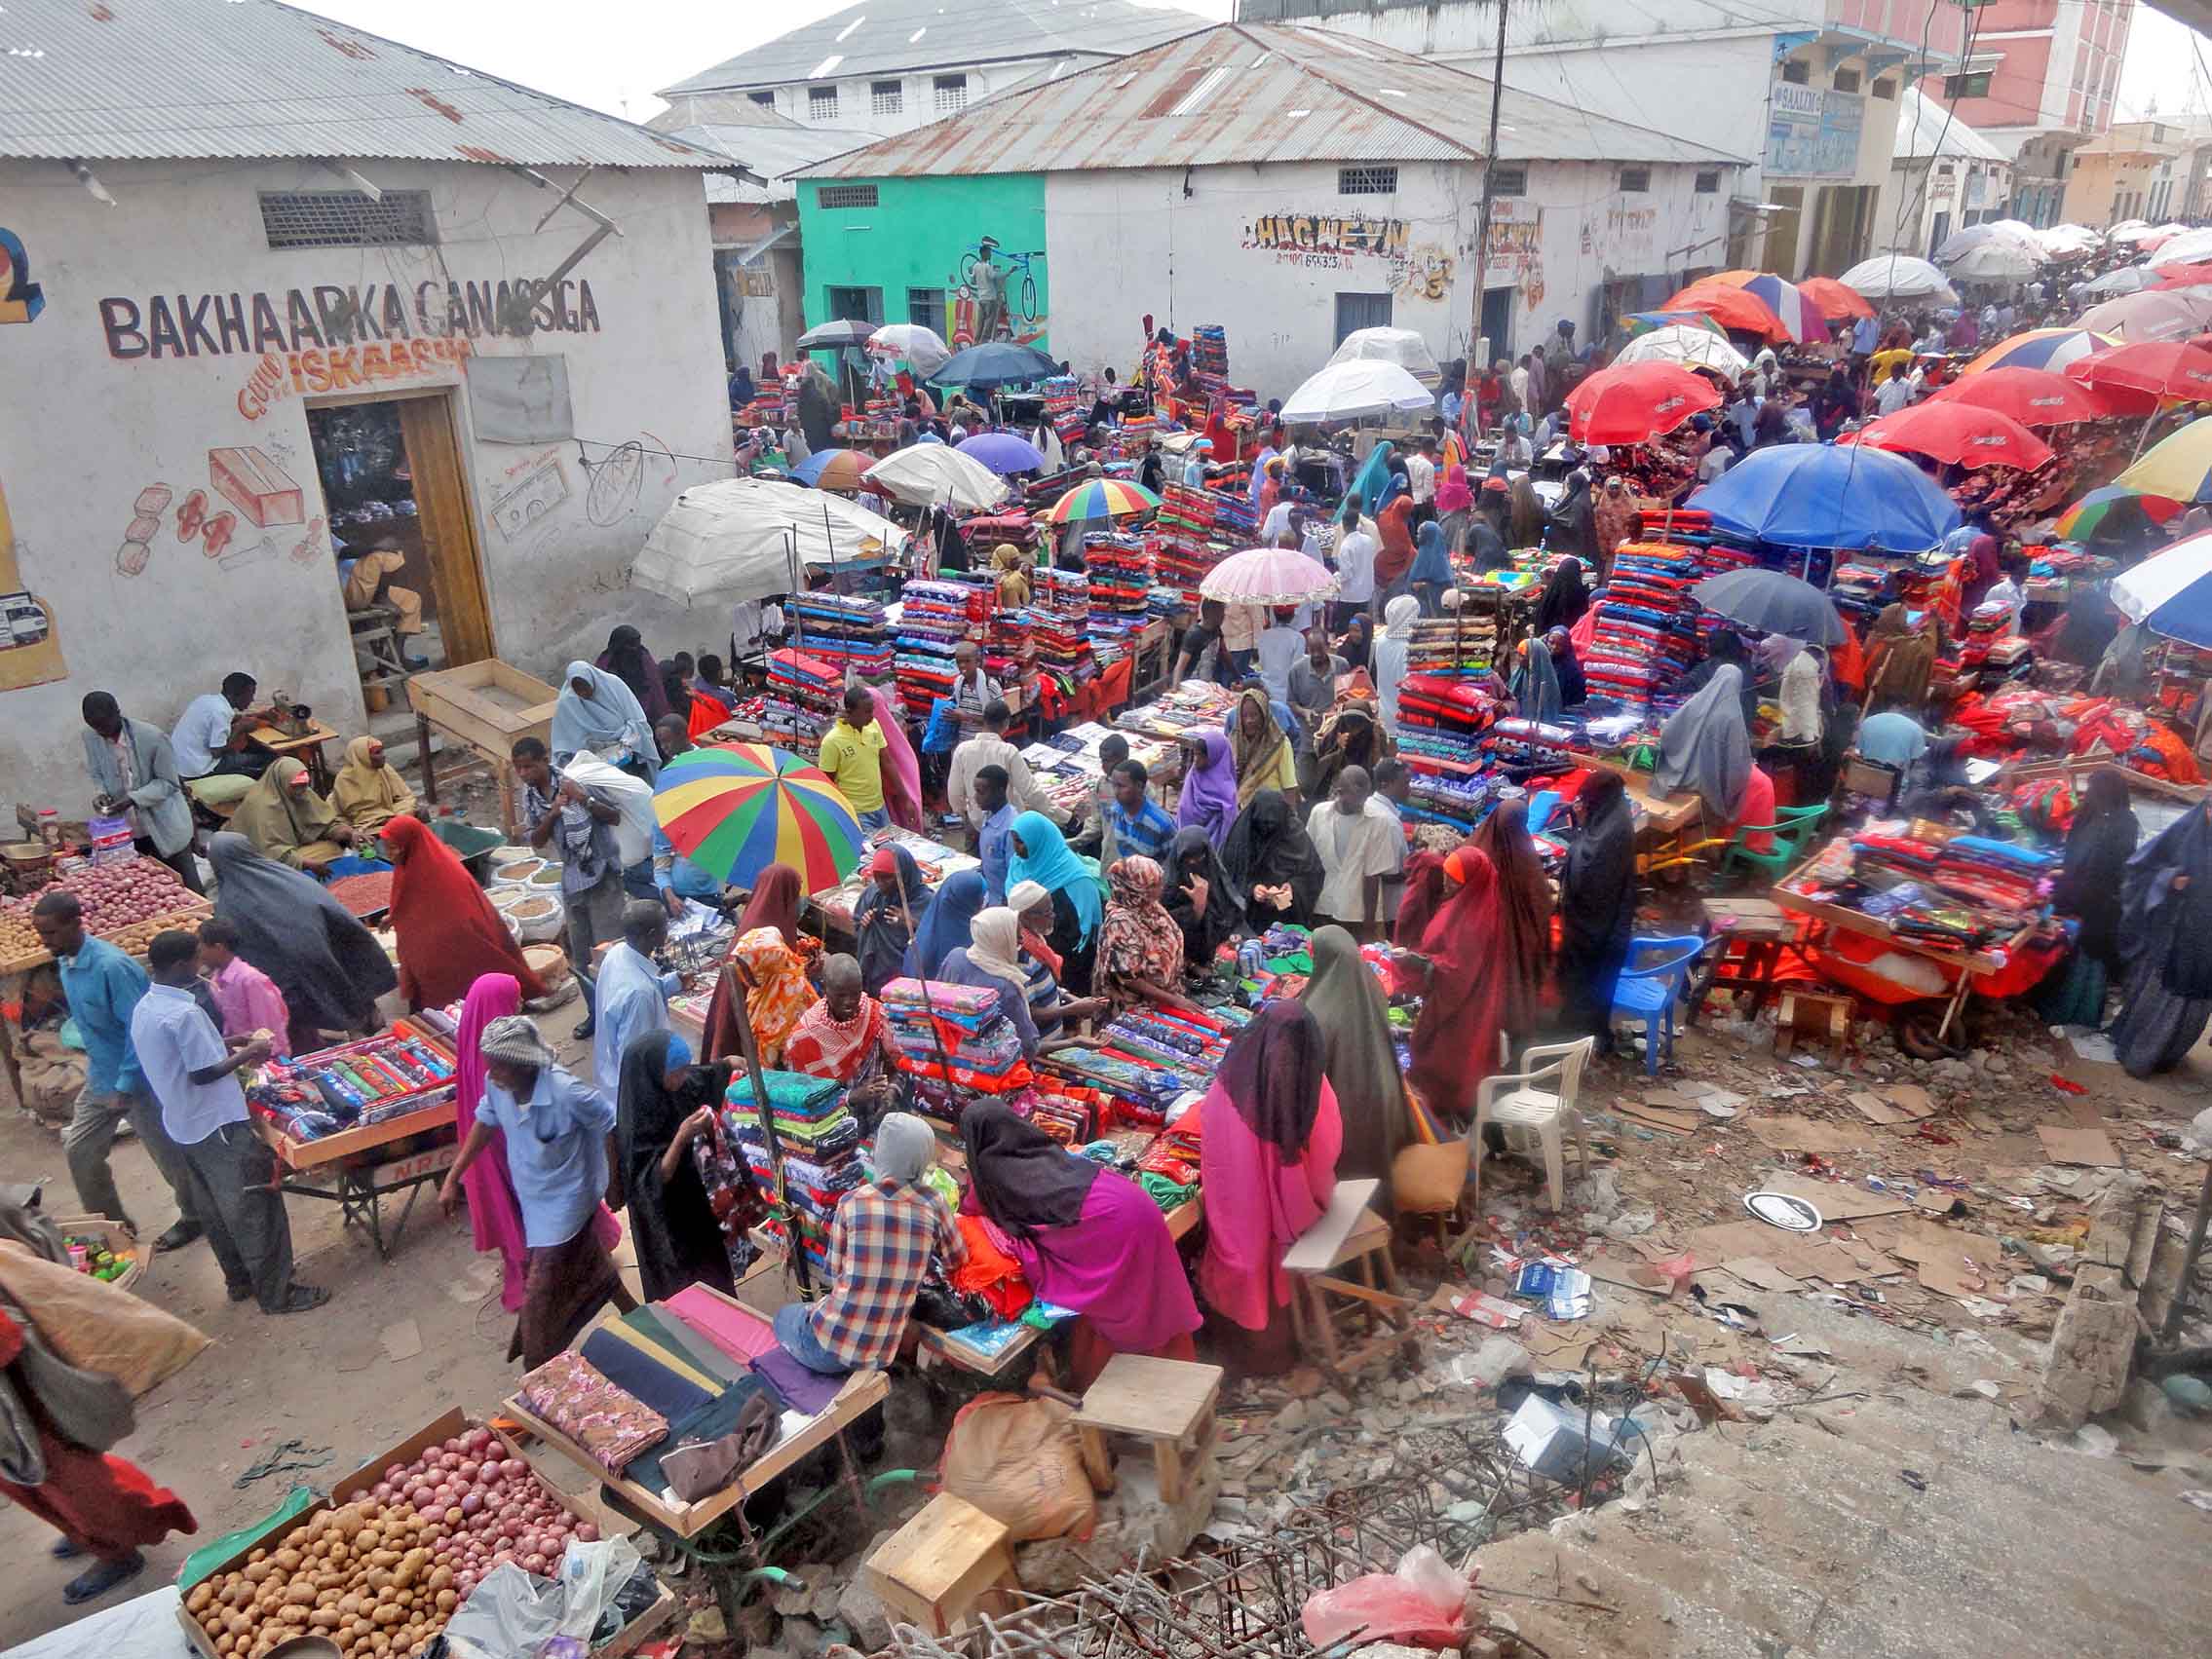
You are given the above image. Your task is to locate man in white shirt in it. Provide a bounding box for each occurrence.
[1260,497,1298,547]
[1369,759,1412,925]
[1254,607,1306,703]
[1305,767,1400,939]
[132,928,323,1313]
[1697,438,1733,483]
[947,699,1052,830]
[1874,361,1914,417]
[1404,440,1437,509]
[172,670,268,778]
[1331,500,1378,627]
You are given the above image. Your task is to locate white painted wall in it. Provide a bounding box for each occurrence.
[0,157,731,815]
[744,55,1124,138]
[1040,158,1731,396]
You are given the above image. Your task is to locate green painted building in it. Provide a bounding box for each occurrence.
[797,173,1050,354]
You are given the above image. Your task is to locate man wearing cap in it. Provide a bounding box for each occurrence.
[1181,438,1212,489]
[441,1014,631,1367]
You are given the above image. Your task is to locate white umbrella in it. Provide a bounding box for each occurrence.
[1838,252,1959,303]
[1614,323,1750,380]
[862,444,1009,512]
[2039,223,2103,256]
[2150,228,2212,269]
[1326,326,1442,385]
[2079,264,2157,298]
[1937,222,2040,264]
[1944,240,2041,282]
[2109,219,2154,242]
[864,323,952,376]
[632,479,908,607]
[1280,359,1436,425]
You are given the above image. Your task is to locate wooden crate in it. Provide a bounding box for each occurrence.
[407,660,560,836]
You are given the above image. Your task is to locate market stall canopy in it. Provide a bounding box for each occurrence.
[1845,401,2053,471]
[790,448,871,492]
[1836,253,1959,304]
[1620,310,1733,339]
[1703,272,1826,344]
[1198,547,1340,608]
[631,478,908,607]
[955,432,1047,474]
[1923,366,2111,426]
[1612,324,1750,380]
[932,341,1060,389]
[1960,327,2114,375]
[2079,265,2158,298]
[2068,338,2212,401]
[653,742,866,890]
[797,319,877,350]
[1280,358,1436,425]
[2054,483,2187,542]
[2075,288,2212,342]
[862,444,1010,512]
[2155,264,2212,290]
[1796,276,1874,320]
[1689,567,1846,645]
[1326,326,1442,385]
[1659,280,1790,342]
[2149,228,2212,269]
[2109,529,2212,645]
[1563,361,1721,445]
[2039,223,2102,254]
[1040,477,1161,524]
[2115,416,2212,504]
[864,323,952,377]
[1944,239,2041,283]
[1688,443,1961,552]
[2108,219,2155,244]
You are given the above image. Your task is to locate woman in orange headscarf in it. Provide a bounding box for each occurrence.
[378,815,546,1009]
[1406,846,1508,1119]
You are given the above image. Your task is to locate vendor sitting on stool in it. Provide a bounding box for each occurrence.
[774,1112,966,1376]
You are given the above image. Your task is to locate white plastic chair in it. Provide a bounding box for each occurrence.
[1468,1037,1596,1211]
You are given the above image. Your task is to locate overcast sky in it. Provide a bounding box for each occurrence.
[299,0,2205,130]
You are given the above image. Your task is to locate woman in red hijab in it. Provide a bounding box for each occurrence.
[378,815,546,1008]
[737,862,803,946]
[1471,799,1553,1041]
[1407,845,1507,1120]
[1375,497,1418,601]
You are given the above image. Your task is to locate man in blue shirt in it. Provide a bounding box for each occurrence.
[974,764,1015,905]
[133,930,324,1313]
[32,892,201,1250]
[440,1013,631,1366]
[1103,760,1176,865]
[591,901,678,1089]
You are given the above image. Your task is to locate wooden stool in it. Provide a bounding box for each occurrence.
[1071,1354,1222,1502]
[1775,987,1853,1065]
[1694,896,1792,1023]
[1282,1178,1415,1379]
[349,602,409,687]
[862,1493,1018,1638]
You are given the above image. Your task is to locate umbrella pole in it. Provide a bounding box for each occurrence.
[895,879,965,1109]
[2132,408,2160,461]
[786,526,807,654]
[723,962,813,1298]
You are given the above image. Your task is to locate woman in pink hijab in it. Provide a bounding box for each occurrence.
[454,974,621,1311]
[866,682,925,832]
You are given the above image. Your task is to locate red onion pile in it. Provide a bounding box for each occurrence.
[364,1428,598,1601]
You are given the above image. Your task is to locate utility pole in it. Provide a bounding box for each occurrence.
[1468,0,1510,401]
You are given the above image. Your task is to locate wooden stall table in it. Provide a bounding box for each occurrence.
[1580,753,1711,874]
[406,660,559,837]
[254,1097,458,1262]
[1689,896,1795,1022]
[247,718,340,792]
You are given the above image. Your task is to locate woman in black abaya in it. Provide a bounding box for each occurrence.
[1557,771,1636,1051]
[2111,798,2212,1078]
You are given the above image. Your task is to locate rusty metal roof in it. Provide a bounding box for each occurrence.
[0,0,727,170]
[801,21,1746,179]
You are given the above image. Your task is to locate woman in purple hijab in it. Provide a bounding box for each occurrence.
[1176,729,1240,848]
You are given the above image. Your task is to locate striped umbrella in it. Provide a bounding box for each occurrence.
[1040,477,1161,524]
[652,742,866,890]
[2115,415,2212,502]
[790,448,872,492]
[1706,272,1827,344]
[2052,484,2186,543]
[1960,328,2115,375]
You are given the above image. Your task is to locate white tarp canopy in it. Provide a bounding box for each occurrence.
[1281,358,1436,425]
[1837,253,1959,303]
[2150,227,2212,269]
[631,478,908,607]
[1325,326,1442,385]
[1613,323,1750,380]
[1944,239,2041,282]
[862,444,1009,511]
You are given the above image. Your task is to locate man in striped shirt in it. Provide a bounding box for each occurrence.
[1102,760,1176,864]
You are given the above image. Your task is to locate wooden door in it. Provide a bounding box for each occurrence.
[396,395,494,666]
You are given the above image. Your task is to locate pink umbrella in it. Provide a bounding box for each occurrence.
[1198,547,1340,607]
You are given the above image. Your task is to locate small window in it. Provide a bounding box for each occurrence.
[871,79,903,116]
[1620,166,1651,194]
[1872,78,1896,99]
[749,91,775,107]
[825,285,883,325]
[1489,164,1527,197]
[1334,291,1392,344]
[1695,169,1721,194]
[809,85,840,121]
[1944,70,1992,98]
[1339,164,1398,196]
[817,183,878,208]
[1832,67,1860,93]
[934,73,968,114]
[907,287,946,336]
[259,189,437,249]
[1781,59,1810,85]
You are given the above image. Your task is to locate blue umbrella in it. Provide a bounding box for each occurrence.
[1689,444,1961,552]
[789,448,869,490]
[956,432,1047,474]
[932,341,1059,389]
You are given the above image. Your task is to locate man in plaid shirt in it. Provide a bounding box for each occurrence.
[775,1112,966,1373]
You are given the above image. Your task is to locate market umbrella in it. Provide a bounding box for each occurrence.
[955,432,1046,474]
[1960,327,2115,375]
[1945,240,2041,283]
[2054,483,2188,542]
[863,322,952,376]
[2149,228,2212,269]
[932,341,1059,389]
[2039,223,2103,256]
[2155,265,2212,289]
[1199,547,1340,608]
[1619,310,1732,340]
[862,444,1010,512]
[796,319,876,351]
[1836,253,1958,304]
[1689,567,1846,646]
[1797,276,1874,320]
[1280,358,1436,424]
[1702,272,1826,344]
[2115,416,2212,502]
[1612,323,1750,380]
[1923,366,2111,426]
[1326,326,1442,384]
[1688,443,1961,552]
[2108,529,2212,645]
[2068,338,2212,401]
[653,742,867,891]
[1659,280,1790,342]
[1039,477,1161,524]
[631,478,907,607]
[2075,289,2212,343]
[789,447,871,491]
[1844,401,2053,471]
[1563,361,1721,445]
[2109,220,2155,244]
[2079,265,2158,298]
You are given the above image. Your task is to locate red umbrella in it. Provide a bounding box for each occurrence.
[2068,339,2212,401]
[1564,362,1722,445]
[1798,276,1874,320]
[1845,401,2053,471]
[2155,265,2212,290]
[1923,366,2113,425]
[1660,280,1792,342]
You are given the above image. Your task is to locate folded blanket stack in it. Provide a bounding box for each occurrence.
[786,593,893,683]
[1930,834,2052,915]
[1191,324,1230,388]
[1396,672,1499,825]
[1032,567,1096,684]
[1405,615,1499,683]
[764,647,842,750]
[1086,533,1155,650]
[1042,376,1087,448]
[882,977,1033,1094]
[1153,483,1255,603]
[724,1069,859,1273]
[896,577,993,720]
[1584,542,1701,709]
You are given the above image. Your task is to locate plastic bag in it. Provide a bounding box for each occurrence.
[562,754,657,868]
[1299,1544,1468,1649]
[442,1536,646,1658]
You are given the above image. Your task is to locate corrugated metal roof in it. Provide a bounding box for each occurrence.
[801,22,1746,179]
[660,0,1209,95]
[1892,89,2007,166]
[674,123,877,203]
[0,0,727,169]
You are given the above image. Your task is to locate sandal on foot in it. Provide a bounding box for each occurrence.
[270,1284,331,1315]
[63,1552,143,1604]
[50,1537,82,1561]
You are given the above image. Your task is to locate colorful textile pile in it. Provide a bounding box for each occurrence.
[786,593,892,683]
[723,1068,861,1274]
[518,1351,668,1474]
[1042,376,1086,447]
[882,977,1034,1094]
[1583,542,1702,709]
[896,577,993,720]
[1396,673,1501,828]
[1404,616,1499,683]
[246,1027,455,1142]
[765,647,844,750]
[1032,566,1096,684]
[1153,483,1255,602]
[1086,533,1154,650]
[1930,835,2053,914]
[1191,323,1230,387]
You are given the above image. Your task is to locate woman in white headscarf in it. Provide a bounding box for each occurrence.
[549,660,657,781]
[1371,594,1423,737]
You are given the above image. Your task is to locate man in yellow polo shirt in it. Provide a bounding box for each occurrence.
[819,686,891,832]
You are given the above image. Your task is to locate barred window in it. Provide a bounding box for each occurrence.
[1339,165,1398,195]
[872,79,903,116]
[1620,166,1651,194]
[809,85,840,121]
[934,74,969,114]
[818,184,878,208]
[259,190,436,249]
[1696,170,1721,194]
[1489,165,1527,196]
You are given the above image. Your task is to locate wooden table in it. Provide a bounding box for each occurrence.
[407,660,559,836]
[248,719,339,791]
[255,1096,458,1262]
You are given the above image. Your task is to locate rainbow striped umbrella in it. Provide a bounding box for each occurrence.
[652,742,866,890]
[2053,484,2186,544]
[1040,477,1162,524]
[1961,328,2115,375]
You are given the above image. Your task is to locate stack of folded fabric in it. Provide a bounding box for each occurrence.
[882,977,1033,1094]
[1850,825,1947,885]
[1085,533,1154,652]
[1404,615,1499,683]
[518,1351,668,1475]
[1930,834,2053,915]
[1042,377,1087,448]
[785,592,892,683]
[1395,673,1500,827]
[1191,323,1230,387]
[764,648,842,750]
[1152,483,1255,604]
[1584,542,1701,709]
[896,577,992,721]
[1828,560,1894,626]
[1088,1005,1240,1091]
[1031,567,1096,687]
[723,1069,863,1277]
[986,605,1038,697]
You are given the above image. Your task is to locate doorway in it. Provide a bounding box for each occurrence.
[305,392,493,723]
[1479,286,1512,369]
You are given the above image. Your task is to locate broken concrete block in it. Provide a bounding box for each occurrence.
[2031,1284,2137,1430]
[1014,1449,1223,1594]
